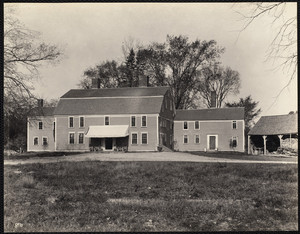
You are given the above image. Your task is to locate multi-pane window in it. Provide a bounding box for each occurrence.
[232,137,238,147]
[184,135,188,144]
[131,116,136,127]
[131,133,138,144]
[183,121,188,130]
[105,116,110,125]
[38,121,43,130]
[141,133,148,144]
[78,133,84,144]
[142,116,147,127]
[34,137,38,145]
[69,117,74,128]
[195,121,199,129]
[79,117,84,128]
[42,137,48,146]
[232,121,237,129]
[195,135,200,144]
[69,133,75,144]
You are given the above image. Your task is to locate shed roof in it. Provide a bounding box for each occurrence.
[174,107,244,121]
[248,113,298,135]
[28,107,56,117]
[61,86,169,98]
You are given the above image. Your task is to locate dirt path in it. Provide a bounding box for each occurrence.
[4,152,298,166]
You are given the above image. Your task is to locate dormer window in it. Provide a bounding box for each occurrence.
[105,116,110,125]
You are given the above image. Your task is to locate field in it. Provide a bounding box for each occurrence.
[4,161,298,232]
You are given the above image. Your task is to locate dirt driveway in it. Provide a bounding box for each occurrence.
[4,152,298,166]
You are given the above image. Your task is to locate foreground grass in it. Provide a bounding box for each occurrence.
[4,161,298,232]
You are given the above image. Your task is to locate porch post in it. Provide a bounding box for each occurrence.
[247,135,251,154]
[290,133,292,148]
[278,135,283,148]
[263,135,267,155]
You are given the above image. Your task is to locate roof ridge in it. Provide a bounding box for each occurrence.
[69,86,170,91]
[176,107,244,111]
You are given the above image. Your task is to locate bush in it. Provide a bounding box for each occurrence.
[15,175,35,189]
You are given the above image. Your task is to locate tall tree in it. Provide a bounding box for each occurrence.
[4,6,62,149]
[197,64,241,108]
[137,35,225,109]
[225,95,261,132]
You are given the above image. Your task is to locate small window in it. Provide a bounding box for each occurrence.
[69,117,74,128]
[132,133,138,145]
[105,116,110,125]
[33,137,38,145]
[131,116,136,127]
[141,116,147,127]
[183,121,188,130]
[69,133,75,144]
[232,121,237,129]
[42,137,48,146]
[141,133,148,144]
[232,137,238,147]
[38,121,43,130]
[195,135,200,144]
[79,117,84,128]
[184,135,188,144]
[78,133,84,144]
[195,121,199,129]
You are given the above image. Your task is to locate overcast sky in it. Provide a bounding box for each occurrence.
[5,3,297,117]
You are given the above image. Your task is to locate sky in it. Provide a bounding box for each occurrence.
[4,2,298,118]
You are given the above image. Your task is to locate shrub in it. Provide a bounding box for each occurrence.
[16,175,35,189]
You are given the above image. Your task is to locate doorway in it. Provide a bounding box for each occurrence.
[207,135,218,150]
[105,138,113,150]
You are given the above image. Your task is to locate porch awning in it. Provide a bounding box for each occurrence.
[85,125,129,138]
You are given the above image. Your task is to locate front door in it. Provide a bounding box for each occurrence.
[209,136,216,150]
[105,138,113,150]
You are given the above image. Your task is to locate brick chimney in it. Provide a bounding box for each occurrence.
[139,75,149,87]
[37,99,44,108]
[91,78,100,89]
[211,91,216,108]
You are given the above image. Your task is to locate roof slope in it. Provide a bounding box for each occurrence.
[28,107,56,117]
[54,97,164,115]
[174,107,244,121]
[61,86,169,98]
[248,113,298,135]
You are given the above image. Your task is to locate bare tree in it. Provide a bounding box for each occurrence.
[235,2,297,98]
[197,64,241,108]
[4,6,63,148]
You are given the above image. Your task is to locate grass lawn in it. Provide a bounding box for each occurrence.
[4,151,85,160]
[4,161,298,232]
[190,151,298,162]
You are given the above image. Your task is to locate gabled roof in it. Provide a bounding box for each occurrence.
[53,97,164,115]
[61,86,170,98]
[174,107,244,121]
[28,107,56,117]
[248,113,298,135]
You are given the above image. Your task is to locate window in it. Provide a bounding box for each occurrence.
[141,116,147,127]
[131,133,138,145]
[38,121,43,130]
[78,133,84,144]
[183,135,188,144]
[33,137,38,145]
[195,121,199,130]
[195,135,200,144]
[183,121,188,130]
[232,121,237,129]
[42,137,48,146]
[232,137,238,147]
[79,117,84,128]
[69,133,75,144]
[69,117,74,128]
[105,116,110,125]
[141,133,148,144]
[131,116,136,127]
